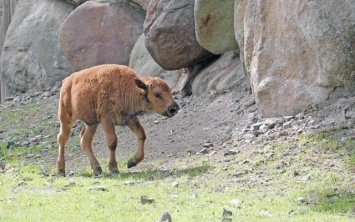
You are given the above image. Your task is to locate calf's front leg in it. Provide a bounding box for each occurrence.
[127,117,146,168]
[102,120,119,174]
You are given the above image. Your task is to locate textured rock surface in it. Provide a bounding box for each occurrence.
[60,1,145,71]
[235,0,355,117]
[130,0,150,10]
[0,0,19,101]
[129,34,179,88]
[64,0,150,10]
[144,0,212,70]
[0,0,73,94]
[194,0,238,55]
[192,52,245,96]
[64,0,87,6]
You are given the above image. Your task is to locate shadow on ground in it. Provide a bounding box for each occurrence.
[79,164,211,181]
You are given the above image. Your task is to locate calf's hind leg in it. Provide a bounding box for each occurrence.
[127,117,146,168]
[56,121,73,176]
[80,124,102,176]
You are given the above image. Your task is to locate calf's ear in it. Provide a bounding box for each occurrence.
[134,79,148,91]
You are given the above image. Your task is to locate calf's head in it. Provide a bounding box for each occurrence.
[135,77,179,117]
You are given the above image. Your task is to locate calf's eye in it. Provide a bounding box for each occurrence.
[154,93,162,99]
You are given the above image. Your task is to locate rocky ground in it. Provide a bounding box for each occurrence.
[0,78,355,176]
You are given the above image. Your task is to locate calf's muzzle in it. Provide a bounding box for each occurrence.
[164,102,179,117]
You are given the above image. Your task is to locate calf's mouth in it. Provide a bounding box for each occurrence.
[163,102,179,118]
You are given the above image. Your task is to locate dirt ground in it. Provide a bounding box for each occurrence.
[0,75,354,175]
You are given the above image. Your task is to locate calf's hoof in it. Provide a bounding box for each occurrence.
[127,159,138,168]
[93,167,103,176]
[57,169,66,177]
[111,170,121,178]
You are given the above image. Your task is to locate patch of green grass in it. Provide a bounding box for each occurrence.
[1,130,355,221]
[312,190,355,214]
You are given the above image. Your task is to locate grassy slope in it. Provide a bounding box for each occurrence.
[0,100,354,221]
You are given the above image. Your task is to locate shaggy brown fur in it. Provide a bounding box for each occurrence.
[56,64,179,176]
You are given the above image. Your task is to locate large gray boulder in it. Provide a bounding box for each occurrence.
[192,52,244,96]
[64,0,150,10]
[130,0,150,10]
[59,1,145,71]
[0,0,19,101]
[194,0,239,55]
[144,0,212,70]
[0,0,73,94]
[235,0,355,117]
[129,34,179,88]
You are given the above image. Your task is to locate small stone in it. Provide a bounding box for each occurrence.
[69,179,76,186]
[297,197,306,203]
[87,186,108,192]
[209,150,217,155]
[0,161,5,171]
[229,199,243,206]
[91,181,101,186]
[288,210,296,216]
[283,116,294,121]
[26,154,35,158]
[203,142,214,148]
[13,96,21,102]
[279,131,289,137]
[169,194,179,199]
[242,160,249,164]
[296,113,304,119]
[171,181,179,188]
[283,121,292,129]
[190,193,198,199]
[187,150,196,156]
[302,175,310,181]
[21,141,30,146]
[222,207,233,217]
[154,120,160,124]
[260,210,272,217]
[259,124,268,131]
[18,181,26,186]
[29,135,42,143]
[141,195,155,204]
[4,97,14,102]
[39,164,49,176]
[222,217,232,222]
[66,171,75,177]
[199,148,209,154]
[156,211,172,222]
[243,133,255,140]
[224,149,240,156]
[71,145,81,152]
[62,179,77,189]
[250,123,262,131]
[5,141,15,149]
[263,117,283,128]
[43,91,53,97]
[123,180,142,185]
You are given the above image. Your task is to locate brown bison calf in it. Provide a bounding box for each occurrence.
[56,64,179,176]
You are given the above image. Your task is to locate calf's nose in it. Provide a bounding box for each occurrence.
[167,102,179,116]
